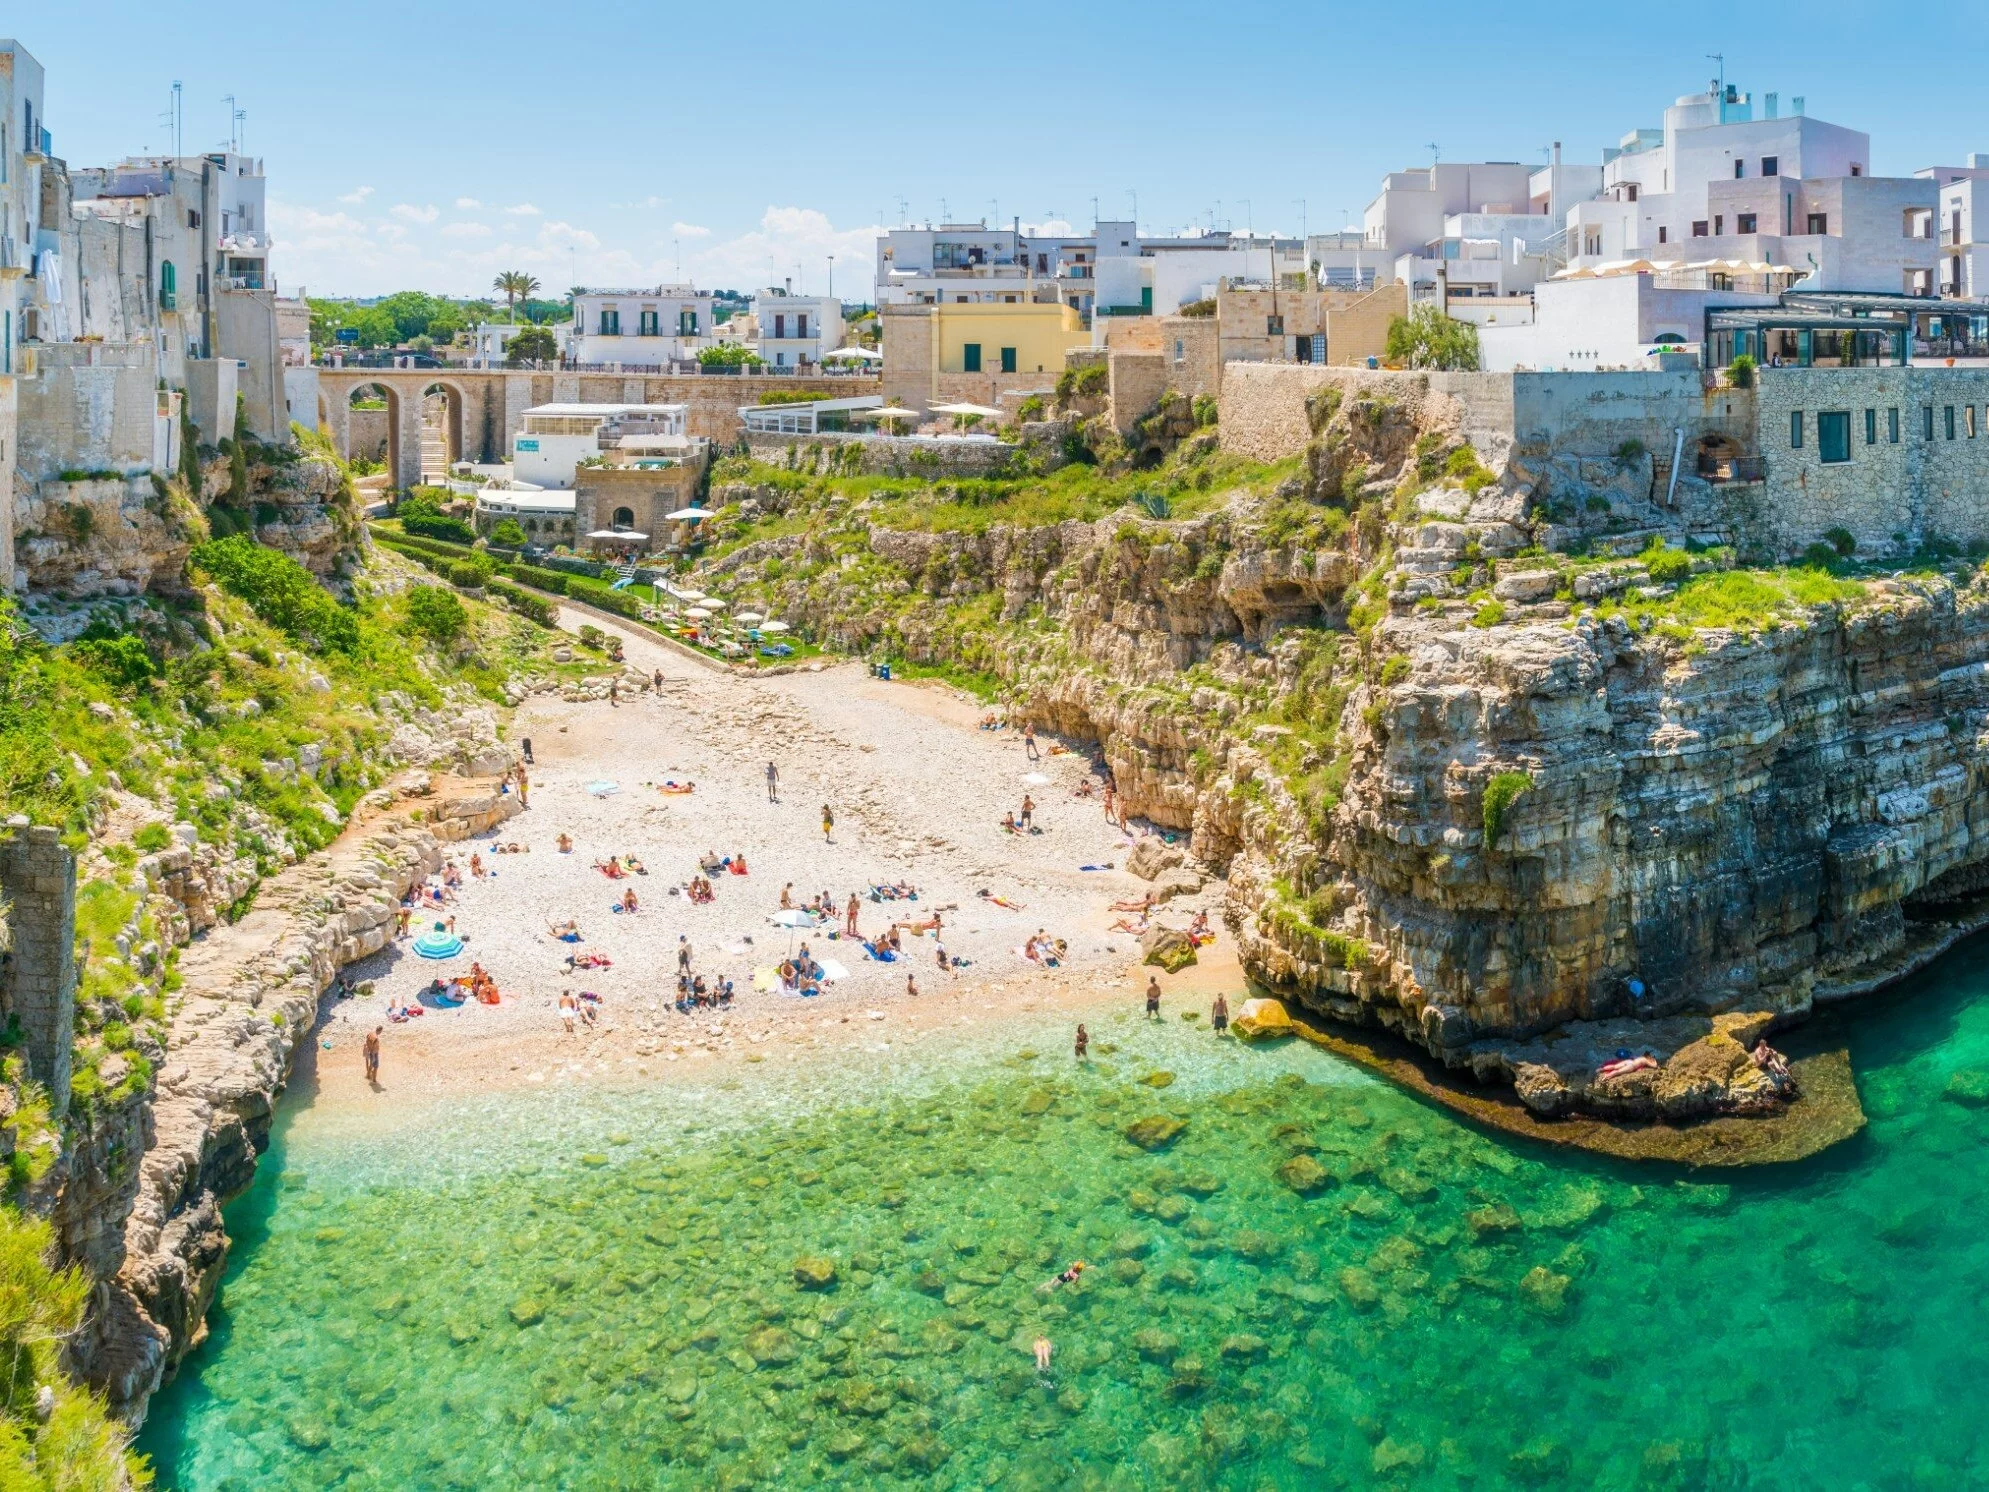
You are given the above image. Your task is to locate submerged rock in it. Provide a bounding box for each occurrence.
[1944,1070,1989,1107]
[1125,1115,1187,1150]
[1276,1154,1333,1195]
[1232,998,1294,1041]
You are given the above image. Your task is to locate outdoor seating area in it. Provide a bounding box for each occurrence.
[632,585,800,660]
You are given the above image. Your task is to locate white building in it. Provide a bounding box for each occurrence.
[1919,156,1989,300]
[511,402,690,488]
[568,286,714,367]
[1559,85,1937,297]
[748,287,842,367]
[1355,159,1571,306]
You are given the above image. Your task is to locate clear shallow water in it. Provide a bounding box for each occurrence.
[139,949,1989,1492]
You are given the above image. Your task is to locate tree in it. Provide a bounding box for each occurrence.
[698,342,764,369]
[493,270,540,323]
[1385,306,1480,371]
[489,518,528,546]
[505,325,559,368]
[405,585,468,643]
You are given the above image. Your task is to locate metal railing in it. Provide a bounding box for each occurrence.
[1700,455,1766,483]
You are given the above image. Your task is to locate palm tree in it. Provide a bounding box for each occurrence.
[492,270,540,323]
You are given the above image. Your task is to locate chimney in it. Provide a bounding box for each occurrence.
[1552,140,1562,166]
[1765,92,1778,119]
[1792,96,1804,116]
[784,276,792,294]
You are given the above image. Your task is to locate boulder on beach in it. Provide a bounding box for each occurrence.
[1127,837,1185,881]
[1142,925,1197,973]
[1232,998,1294,1041]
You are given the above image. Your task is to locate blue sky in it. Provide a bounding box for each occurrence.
[19,1,1989,299]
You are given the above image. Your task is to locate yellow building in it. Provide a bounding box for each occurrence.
[881,301,1091,409]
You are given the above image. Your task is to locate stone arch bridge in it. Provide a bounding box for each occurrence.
[313,367,878,491]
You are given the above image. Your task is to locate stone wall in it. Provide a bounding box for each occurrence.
[742,429,1027,478]
[0,823,77,1114]
[1107,350,1170,436]
[14,344,159,482]
[1753,366,1989,554]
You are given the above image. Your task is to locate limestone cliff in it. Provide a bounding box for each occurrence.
[697,403,1989,1127]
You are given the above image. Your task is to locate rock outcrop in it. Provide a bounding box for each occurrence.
[82,782,521,1419]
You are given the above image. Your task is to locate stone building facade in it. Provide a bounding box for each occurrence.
[573,463,705,549]
[0,823,77,1114]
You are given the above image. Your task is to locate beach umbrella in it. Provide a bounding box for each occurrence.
[858,406,918,424]
[736,611,765,624]
[819,957,849,984]
[769,909,815,928]
[685,607,712,620]
[700,598,729,610]
[759,620,791,634]
[931,401,1006,419]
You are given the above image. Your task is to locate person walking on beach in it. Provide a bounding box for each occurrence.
[1145,976,1162,1021]
[765,761,780,803]
[517,768,530,809]
[363,1026,382,1086]
[559,990,577,1034]
[521,737,534,765]
[677,936,693,977]
[846,893,861,938]
[1020,794,1035,830]
[821,804,835,843]
[1023,725,1040,761]
[395,905,411,938]
[1074,1024,1089,1060]
[1211,993,1230,1035]
[609,678,619,707]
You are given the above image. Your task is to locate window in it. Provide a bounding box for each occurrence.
[1657,226,1668,244]
[637,309,659,337]
[1818,412,1851,464]
[1926,405,1937,440]
[1865,408,1877,445]
[1807,213,1829,235]
[1266,314,1284,335]
[1692,220,1709,238]
[1714,215,1724,235]
[1790,411,1804,449]
[1889,407,1900,443]
[999,346,1017,373]
[1737,213,1758,234]
[1173,338,1185,362]
[773,314,785,339]
[1946,405,1957,439]
[962,342,981,373]
[1584,230,1603,256]
[678,309,697,336]
[611,507,635,529]
[1734,160,1745,179]
[598,308,620,335]
[1850,163,1862,177]
[1762,156,1779,177]
[1972,406,1981,439]
[797,314,808,339]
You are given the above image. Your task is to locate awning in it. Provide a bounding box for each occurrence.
[664,507,711,521]
[586,529,648,541]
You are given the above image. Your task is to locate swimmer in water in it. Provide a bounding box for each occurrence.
[1034,1337,1053,1373]
[1038,1261,1087,1293]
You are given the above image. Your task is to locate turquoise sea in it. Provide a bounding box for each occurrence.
[138,944,1989,1490]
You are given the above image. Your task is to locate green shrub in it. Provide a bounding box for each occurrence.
[447,556,494,588]
[71,626,157,691]
[1378,655,1411,686]
[1643,547,1694,584]
[1824,526,1856,558]
[190,534,359,654]
[1482,770,1533,846]
[133,823,173,853]
[485,578,557,625]
[404,585,468,643]
[1192,395,1218,428]
[1471,600,1506,628]
[1016,396,1046,423]
[403,512,477,544]
[1614,438,1647,467]
[1727,354,1756,388]
[1799,542,1844,572]
[490,518,528,546]
[504,563,570,596]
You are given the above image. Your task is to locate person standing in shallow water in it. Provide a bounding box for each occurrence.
[363,1027,381,1087]
[1074,1024,1089,1060]
[1211,993,1229,1035]
[1146,976,1162,1020]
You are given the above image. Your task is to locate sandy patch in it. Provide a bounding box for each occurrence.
[312,616,1235,1108]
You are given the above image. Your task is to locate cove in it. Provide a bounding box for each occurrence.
[138,937,1989,1491]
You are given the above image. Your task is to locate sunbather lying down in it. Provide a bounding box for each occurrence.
[1596,1053,1659,1082]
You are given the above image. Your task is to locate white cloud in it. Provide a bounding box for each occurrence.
[540,221,601,251]
[682,207,883,295]
[503,202,541,217]
[337,185,374,204]
[670,221,712,238]
[1020,218,1076,237]
[390,203,440,224]
[441,222,493,239]
[454,196,482,209]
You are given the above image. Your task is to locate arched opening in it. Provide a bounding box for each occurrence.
[346,382,401,486]
[421,381,465,481]
[611,506,636,529]
[1694,432,1751,485]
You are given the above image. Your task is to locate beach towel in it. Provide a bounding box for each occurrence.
[587,781,620,797]
[753,967,779,992]
[1079,863,1114,871]
[819,958,849,983]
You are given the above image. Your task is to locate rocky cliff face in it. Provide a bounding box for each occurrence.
[82,781,521,1419]
[13,448,356,598]
[702,401,1989,1127]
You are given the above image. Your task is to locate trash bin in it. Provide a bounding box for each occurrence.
[878,663,892,680]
